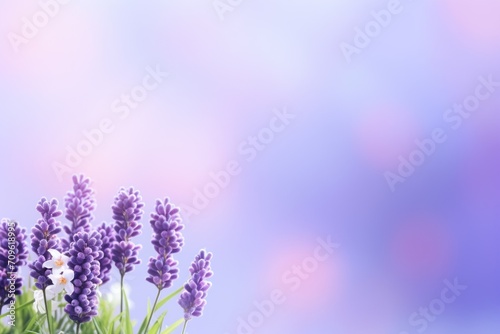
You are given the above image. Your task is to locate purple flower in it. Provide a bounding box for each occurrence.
[0,219,28,310]
[146,199,184,290]
[97,222,115,285]
[147,255,179,290]
[29,198,63,289]
[62,175,96,251]
[178,250,213,321]
[0,271,22,310]
[150,199,184,256]
[0,219,28,272]
[111,187,144,275]
[64,231,103,324]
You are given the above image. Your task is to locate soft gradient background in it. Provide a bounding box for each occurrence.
[1,1,500,333]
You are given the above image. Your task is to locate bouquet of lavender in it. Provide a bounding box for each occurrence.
[0,175,213,334]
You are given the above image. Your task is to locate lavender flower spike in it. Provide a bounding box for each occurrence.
[97,222,115,285]
[0,219,28,312]
[62,175,96,251]
[0,219,29,273]
[111,187,144,275]
[146,198,184,290]
[29,198,63,289]
[64,231,103,324]
[179,250,213,321]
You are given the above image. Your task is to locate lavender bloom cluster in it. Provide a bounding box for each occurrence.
[0,219,28,272]
[112,187,144,275]
[0,271,20,310]
[97,222,115,285]
[64,231,103,324]
[178,250,213,320]
[0,219,28,308]
[28,198,63,289]
[146,198,184,290]
[1,174,215,331]
[62,175,96,251]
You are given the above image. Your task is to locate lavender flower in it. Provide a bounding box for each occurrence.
[64,231,103,324]
[146,256,179,291]
[0,219,28,311]
[0,219,28,272]
[146,199,184,290]
[150,199,184,256]
[29,198,63,289]
[97,222,115,285]
[0,271,22,312]
[178,250,213,321]
[111,187,144,275]
[62,175,96,251]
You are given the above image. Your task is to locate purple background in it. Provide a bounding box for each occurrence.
[1,1,500,333]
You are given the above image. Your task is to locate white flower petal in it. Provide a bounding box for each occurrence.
[34,297,46,314]
[65,283,74,295]
[47,249,61,258]
[34,290,43,301]
[45,286,56,299]
[43,260,55,269]
[51,283,64,294]
[63,269,75,281]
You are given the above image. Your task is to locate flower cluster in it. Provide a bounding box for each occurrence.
[29,198,63,290]
[146,198,184,290]
[1,175,215,333]
[0,219,28,309]
[62,175,96,251]
[97,222,115,285]
[0,270,22,310]
[33,248,74,314]
[111,187,144,275]
[178,250,214,321]
[0,219,29,272]
[64,231,103,324]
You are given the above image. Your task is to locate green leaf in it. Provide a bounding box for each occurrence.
[138,298,152,334]
[93,317,105,334]
[161,318,184,334]
[138,286,183,334]
[148,311,167,334]
[108,312,124,334]
[16,299,35,312]
[156,286,183,311]
[0,299,34,319]
[123,291,134,334]
[25,313,46,332]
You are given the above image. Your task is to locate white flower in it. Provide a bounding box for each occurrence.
[33,288,56,314]
[43,249,70,273]
[33,290,45,313]
[48,269,75,295]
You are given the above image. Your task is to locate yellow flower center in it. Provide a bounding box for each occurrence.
[55,259,64,267]
[59,277,67,284]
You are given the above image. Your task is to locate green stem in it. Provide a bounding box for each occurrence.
[144,288,162,333]
[0,301,4,316]
[182,320,188,334]
[76,322,81,334]
[42,288,53,334]
[120,273,125,315]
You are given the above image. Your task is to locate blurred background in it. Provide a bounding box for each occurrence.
[1,0,500,333]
